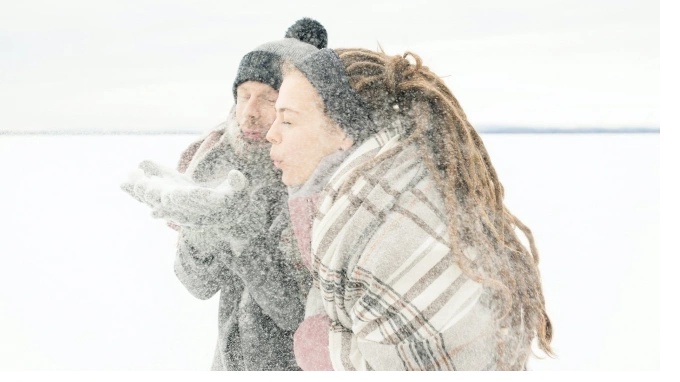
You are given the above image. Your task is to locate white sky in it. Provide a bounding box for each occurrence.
[0,0,659,133]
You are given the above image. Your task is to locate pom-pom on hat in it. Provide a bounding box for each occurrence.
[284,18,327,50]
[232,18,328,99]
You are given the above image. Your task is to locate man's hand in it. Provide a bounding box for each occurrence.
[121,160,255,228]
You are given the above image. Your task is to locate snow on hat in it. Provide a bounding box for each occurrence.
[232,18,327,99]
[294,48,378,144]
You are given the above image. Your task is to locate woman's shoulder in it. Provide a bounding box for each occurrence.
[365,139,443,210]
[342,142,448,265]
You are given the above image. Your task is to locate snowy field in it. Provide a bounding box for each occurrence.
[0,133,659,371]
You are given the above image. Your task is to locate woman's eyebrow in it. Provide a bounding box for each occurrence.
[276,107,299,114]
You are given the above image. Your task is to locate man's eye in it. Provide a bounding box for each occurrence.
[282,120,291,125]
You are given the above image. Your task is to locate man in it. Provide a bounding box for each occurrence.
[121,18,328,370]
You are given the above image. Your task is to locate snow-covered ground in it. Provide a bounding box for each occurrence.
[0,134,659,370]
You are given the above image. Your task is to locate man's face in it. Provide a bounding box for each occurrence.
[235,81,278,144]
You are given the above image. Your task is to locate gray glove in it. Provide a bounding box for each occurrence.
[121,160,255,228]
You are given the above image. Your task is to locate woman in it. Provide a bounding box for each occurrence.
[266,48,553,371]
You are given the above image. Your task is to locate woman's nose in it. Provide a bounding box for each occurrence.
[266,120,280,144]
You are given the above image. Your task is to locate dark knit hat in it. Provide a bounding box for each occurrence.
[232,18,327,99]
[295,48,378,144]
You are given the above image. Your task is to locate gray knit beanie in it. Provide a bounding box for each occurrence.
[294,48,378,144]
[232,18,327,99]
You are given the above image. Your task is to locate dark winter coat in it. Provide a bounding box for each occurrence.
[173,114,311,370]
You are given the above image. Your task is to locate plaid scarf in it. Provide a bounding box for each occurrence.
[310,128,502,370]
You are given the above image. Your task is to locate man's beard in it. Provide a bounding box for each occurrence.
[234,133,271,165]
[226,118,272,167]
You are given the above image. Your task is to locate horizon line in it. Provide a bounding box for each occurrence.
[0,127,660,136]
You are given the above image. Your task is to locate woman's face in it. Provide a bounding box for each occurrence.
[266,70,352,187]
